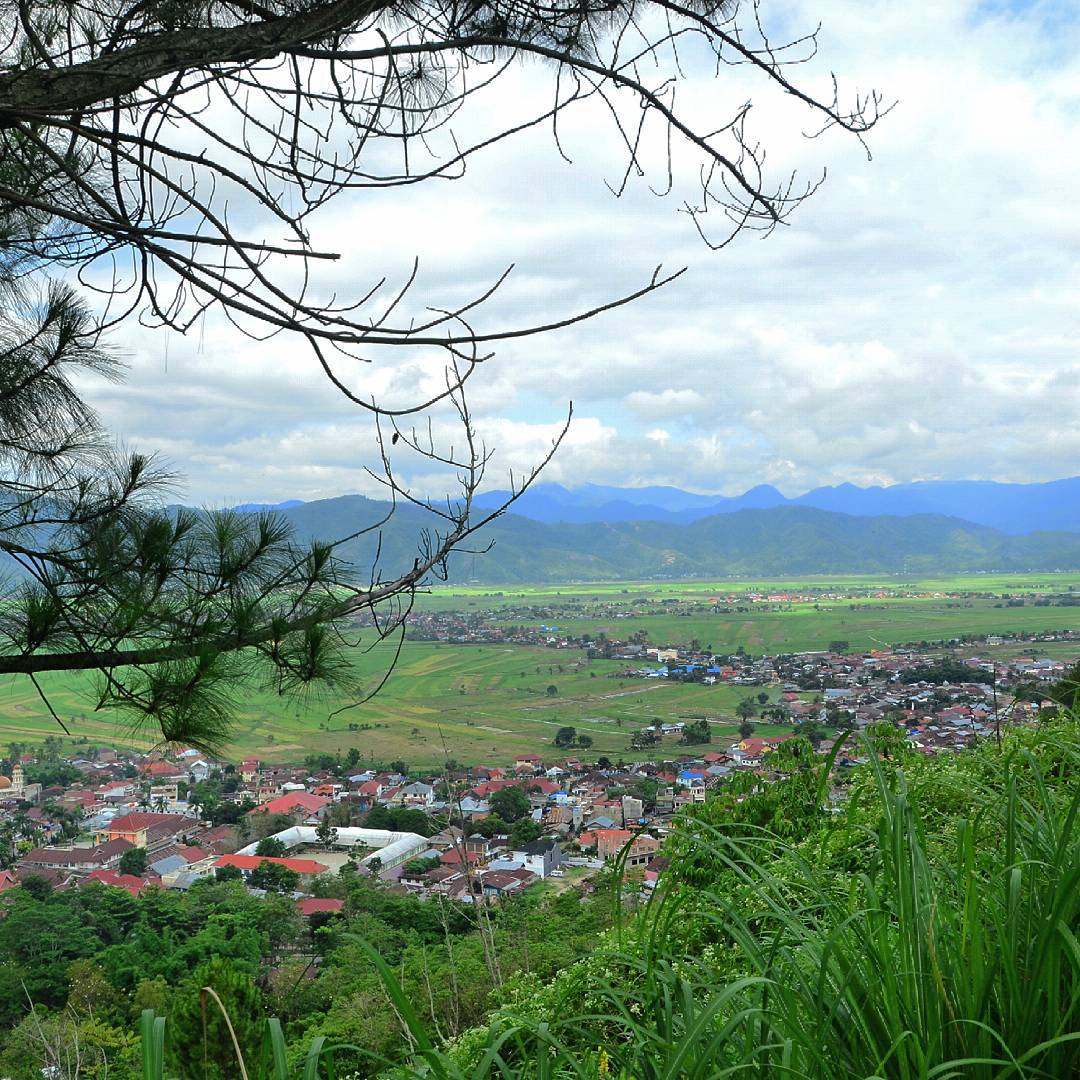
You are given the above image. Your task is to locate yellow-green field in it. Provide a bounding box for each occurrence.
[429,573,1079,654]
[419,571,1080,606]
[1,572,1075,765]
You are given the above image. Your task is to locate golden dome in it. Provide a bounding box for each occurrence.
[0,775,11,790]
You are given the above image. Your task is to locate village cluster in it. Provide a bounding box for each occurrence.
[0,748,681,909]
[0,630,1070,912]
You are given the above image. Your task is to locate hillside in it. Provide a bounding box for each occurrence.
[270,496,1080,582]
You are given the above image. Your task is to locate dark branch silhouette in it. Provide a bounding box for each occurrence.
[0,0,883,748]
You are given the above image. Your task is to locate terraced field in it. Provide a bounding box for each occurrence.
[1,642,781,765]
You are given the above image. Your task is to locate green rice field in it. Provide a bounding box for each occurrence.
[1,572,1075,765]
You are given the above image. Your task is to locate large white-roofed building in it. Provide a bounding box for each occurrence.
[235,826,429,876]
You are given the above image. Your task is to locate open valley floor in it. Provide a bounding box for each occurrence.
[2,572,1076,765]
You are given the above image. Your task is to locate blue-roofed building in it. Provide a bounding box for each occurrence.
[148,853,187,876]
[487,857,526,872]
[586,814,618,830]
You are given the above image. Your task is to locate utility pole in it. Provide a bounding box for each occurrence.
[992,662,1001,748]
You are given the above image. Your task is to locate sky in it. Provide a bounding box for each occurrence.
[81,0,1080,506]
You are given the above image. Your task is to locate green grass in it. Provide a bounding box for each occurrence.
[518,602,1079,655]
[1,643,782,766]
[423,572,1079,653]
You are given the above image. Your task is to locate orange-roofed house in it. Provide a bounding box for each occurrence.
[100,812,190,851]
[588,829,659,867]
[593,828,633,860]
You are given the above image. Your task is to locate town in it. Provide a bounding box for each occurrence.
[2,632,1071,912]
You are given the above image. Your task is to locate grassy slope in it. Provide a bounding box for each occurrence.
[424,718,1080,1079]
[4,572,1076,764]
[2,643,789,765]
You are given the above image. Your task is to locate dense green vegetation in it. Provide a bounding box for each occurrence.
[0,863,612,1079]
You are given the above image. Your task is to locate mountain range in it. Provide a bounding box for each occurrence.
[262,495,1080,584]
[469,477,1080,535]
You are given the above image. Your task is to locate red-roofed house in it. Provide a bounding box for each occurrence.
[83,869,158,896]
[479,868,537,898]
[61,790,99,811]
[440,848,481,867]
[296,897,344,917]
[247,791,329,821]
[469,780,518,798]
[527,779,562,796]
[142,761,183,780]
[214,854,329,879]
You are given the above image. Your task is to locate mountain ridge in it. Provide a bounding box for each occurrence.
[261,496,1080,584]
[469,477,1080,534]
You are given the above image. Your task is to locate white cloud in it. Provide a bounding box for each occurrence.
[78,0,1080,503]
[625,389,706,420]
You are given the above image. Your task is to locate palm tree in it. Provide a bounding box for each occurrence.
[0,822,16,868]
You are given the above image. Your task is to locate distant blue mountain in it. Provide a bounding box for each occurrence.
[473,477,1080,535]
[473,482,788,525]
[791,478,1080,534]
[228,499,305,513]
[267,497,1080,581]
